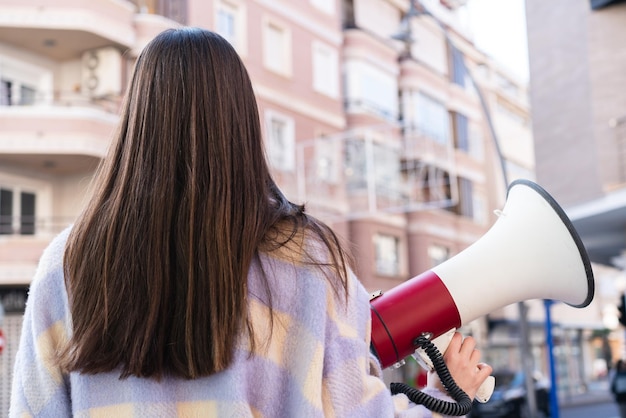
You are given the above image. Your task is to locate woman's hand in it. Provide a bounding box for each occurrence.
[427,332,493,400]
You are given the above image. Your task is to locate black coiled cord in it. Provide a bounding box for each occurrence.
[389,335,473,416]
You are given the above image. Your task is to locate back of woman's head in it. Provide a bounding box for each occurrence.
[120,27,269,212]
[61,27,349,380]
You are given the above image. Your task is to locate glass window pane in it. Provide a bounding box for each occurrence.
[415,92,450,145]
[374,234,399,276]
[19,85,36,106]
[266,113,295,171]
[264,23,288,74]
[0,189,13,234]
[0,80,12,106]
[20,192,36,235]
[217,6,236,44]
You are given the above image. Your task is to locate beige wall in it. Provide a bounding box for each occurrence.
[526,0,604,205]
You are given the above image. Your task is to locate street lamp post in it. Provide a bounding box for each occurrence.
[545,299,560,418]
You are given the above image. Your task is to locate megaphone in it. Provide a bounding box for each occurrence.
[370,179,595,370]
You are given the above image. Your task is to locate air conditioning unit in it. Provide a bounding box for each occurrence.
[81,47,122,98]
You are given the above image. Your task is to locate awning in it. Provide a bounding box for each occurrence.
[567,188,626,267]
[590,0,626,10]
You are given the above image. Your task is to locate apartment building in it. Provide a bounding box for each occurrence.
[0,0,548,411]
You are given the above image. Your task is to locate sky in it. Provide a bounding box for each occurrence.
[466,0,530,82]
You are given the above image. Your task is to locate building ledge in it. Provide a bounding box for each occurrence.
[0,106,117,168]
[567,187,626,266]
[0,0,136,59]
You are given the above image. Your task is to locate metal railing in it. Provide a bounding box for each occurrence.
[0,216,76,237]
[0,89,122,115]
[294,123,459,220]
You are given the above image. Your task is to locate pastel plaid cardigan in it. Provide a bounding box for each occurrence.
[10,228,452,417]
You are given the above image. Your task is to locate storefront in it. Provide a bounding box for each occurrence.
[0,286,28,416]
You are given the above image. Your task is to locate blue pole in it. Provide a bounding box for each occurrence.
[545,299,560,418]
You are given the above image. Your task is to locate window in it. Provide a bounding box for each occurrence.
[343,0,356,28]
[263,19,292,76]
[414,92,450,145]
[20,192,36,235]
[314,137,340,183]
[0,56,52,107]
[417,165,453,204]
[345,139,400,195]
[133,0,187,24]
[450,45,467,88]
[216,0,246,53]
[344,61,398,120]
[19,85,36,106]
[472,193,487,225]
[163,0,187,22]
[0,189,13,234]
[0,80,11,106]
[452,112,469,152]
[428,244,450,268]
[412,22,448,75]
[446,177,473,218]
[345,139,367,189]
[373,143,401,197]
[468,123,484,160]
[0,80,35,106]
[458,177,474,218]
[374,233,400,276]
[312,41,339,98]
[217,4,236,43]
[0,189,36,235]
[265,111,295,171]
[352,0,399,40]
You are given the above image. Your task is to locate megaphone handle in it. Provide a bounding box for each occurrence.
[392,335,473,415]
[476,376,495,403]
[413,329,494,403]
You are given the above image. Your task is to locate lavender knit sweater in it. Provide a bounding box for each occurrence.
[10,228,454,417]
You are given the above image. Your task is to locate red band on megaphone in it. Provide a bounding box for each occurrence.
[370,270,461,369]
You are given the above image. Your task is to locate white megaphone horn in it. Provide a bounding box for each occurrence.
[370,179,595,375]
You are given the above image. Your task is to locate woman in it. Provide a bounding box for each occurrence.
[611,359,626,418]
[10,27,491,417]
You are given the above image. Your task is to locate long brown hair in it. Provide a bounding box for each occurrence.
[60,28,350,379]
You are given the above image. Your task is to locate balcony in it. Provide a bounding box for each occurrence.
[0,103,117,174]
[0,0,136,60]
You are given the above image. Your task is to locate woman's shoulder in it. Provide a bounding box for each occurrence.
[35,226,72,279]
[265,213,350,257]
[27,226,72,305]
[259,221,326,266]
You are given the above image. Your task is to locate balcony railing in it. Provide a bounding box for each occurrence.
[0,88,121,114]
[0,92,119,159]
[0,216,76,238]
[344,98,397,122]
[293,124,462,220]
